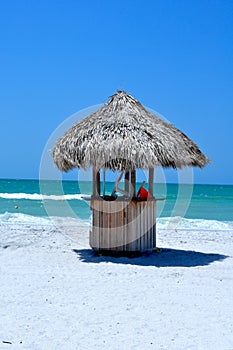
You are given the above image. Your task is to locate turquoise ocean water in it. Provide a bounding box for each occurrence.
[0,179,232,230]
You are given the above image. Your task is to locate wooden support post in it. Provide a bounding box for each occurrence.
[149,168,154,196]
[103,168,106,196]
[131,169,136,198]
[92,168,96,197]
[92,168,100,197]
[96,171,100,196]
[125,171,130,193]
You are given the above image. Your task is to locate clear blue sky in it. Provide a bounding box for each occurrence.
[0,0,232,184]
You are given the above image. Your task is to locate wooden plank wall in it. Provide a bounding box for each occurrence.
[90,200,157,252]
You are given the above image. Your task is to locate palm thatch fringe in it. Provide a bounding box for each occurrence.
[52,91,210,171]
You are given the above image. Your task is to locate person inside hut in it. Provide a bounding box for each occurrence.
[111,171,130,199]
[111,174,152,200]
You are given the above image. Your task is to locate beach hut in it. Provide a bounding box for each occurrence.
[52,91,210,254]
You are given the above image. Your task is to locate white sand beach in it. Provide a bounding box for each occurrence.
[1,224,233,350]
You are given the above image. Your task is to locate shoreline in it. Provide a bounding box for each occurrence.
[1,222,233,233]
[1,211,233,231]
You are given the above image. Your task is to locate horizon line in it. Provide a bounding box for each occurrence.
[0,178,232,186]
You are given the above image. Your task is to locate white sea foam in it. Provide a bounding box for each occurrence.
[0,193,85,200]
[157,216,233,231]
[0,212,89,227]
[0,212,52,225]
[0,212,233,231]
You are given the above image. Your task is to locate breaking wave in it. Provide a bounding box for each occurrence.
[0,212,233,231]
[0,212,89,227]
[0,193,85,201]
[157,216,233,231]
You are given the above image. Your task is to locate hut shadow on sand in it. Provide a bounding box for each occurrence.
[73,248,227,268]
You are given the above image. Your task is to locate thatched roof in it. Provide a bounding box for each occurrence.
[52,91,210,171]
